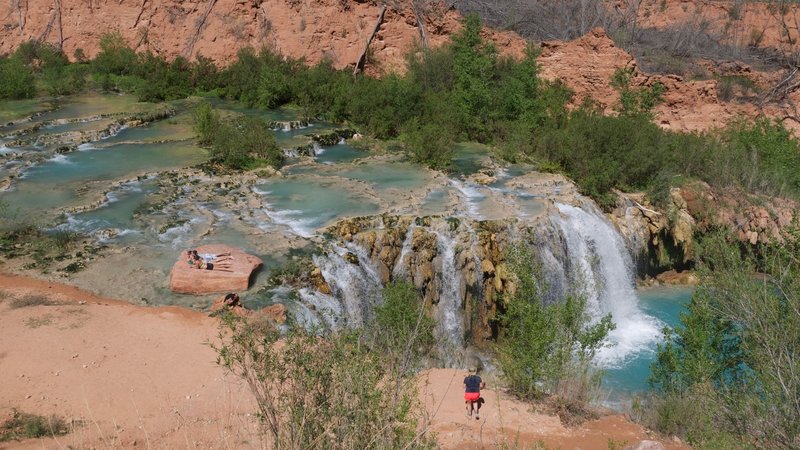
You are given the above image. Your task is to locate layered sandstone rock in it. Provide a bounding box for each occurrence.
[169,244,262,294]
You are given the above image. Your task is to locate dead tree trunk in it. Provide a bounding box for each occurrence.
[133,0,148,28]
[38,9,56,43]
[353,5,386,75]
[54,0,63,49]
[13,0,28,35]
[412,2,429,48]
[184,0,217,58]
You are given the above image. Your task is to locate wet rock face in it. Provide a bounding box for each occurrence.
[321,215,528,344]
[169,245,263,294]
[611,182,798,278]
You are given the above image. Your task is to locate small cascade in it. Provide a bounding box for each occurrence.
[432,228,465,356]
[391,224,416,279]
[449,179,484,219]
[312,243,382,327]
[297,288,344,330]
[553,202,662,367]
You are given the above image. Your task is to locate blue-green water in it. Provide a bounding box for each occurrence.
[603,287,692,395]
[2,142,207,213]
[255,177,381,236]
[316,143,366,164]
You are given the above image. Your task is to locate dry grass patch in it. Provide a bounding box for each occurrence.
[9,295,59,309]
[24,314,53,329]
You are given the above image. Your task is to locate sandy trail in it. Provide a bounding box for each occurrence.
[0,273,683,449]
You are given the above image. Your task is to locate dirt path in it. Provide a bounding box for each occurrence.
[0,273,684,449]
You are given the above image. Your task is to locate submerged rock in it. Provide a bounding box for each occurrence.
[169,245,262,294]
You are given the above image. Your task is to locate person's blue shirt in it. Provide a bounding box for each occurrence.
[464,375,482,393]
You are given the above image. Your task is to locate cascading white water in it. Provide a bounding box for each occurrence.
[432,229,465,350]
[297,287,344,330]
[554,203,663,367]
[392,224,416,279]
[312,243,382,327]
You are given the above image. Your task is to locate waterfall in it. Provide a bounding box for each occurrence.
[312,243,382,327]
[554,203,663,367]
[392,224,416,279]
[432,229,465,352]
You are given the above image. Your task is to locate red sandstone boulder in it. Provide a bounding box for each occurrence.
[169,245,262,294]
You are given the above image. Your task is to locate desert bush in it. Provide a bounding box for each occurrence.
[9,295,57,309]
[0,410,69,442]
[496,243,614,403]
[214,315,434,449]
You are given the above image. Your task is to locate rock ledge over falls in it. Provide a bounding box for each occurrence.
[169,245,262,294]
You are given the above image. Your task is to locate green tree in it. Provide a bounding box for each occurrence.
[210,116,283,170]
[451,14,497,141]
[371,280,435,372]
[496,243,614,402]
[192,102,220,146]
[0,56,35,99]
[649,229,800,447]
[92,32,137,76]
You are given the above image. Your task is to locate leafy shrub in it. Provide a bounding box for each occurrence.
[213,316,433,449]
[92,32,137,77]
[402,117,456,170]
[210,116,283,170]
[192,102,220,146]
[0,56,35,99]
[0,410,69,441]
[496,243,614,402]
[648,230,800,447]
[371,281,435,370]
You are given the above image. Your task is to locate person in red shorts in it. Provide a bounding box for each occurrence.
[464,367,485,419]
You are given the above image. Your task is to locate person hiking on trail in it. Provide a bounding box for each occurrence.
[464,367,485,420]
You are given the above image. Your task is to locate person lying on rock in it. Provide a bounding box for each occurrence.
[188,249,233,264]
[186,251,234,272]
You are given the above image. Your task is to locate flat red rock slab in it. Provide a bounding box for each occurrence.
[169,244,262,295]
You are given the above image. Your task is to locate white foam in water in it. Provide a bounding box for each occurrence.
[554,203,663,368]
[158,216,203,249]
[251,186,270,196]
[392,225,416,279]
[449,179,484,219]
[312,243,382,326]
[48,153,72,164]
[77,143,95,151]
[312,142,323,156]
[298,288,344,330]
[433,229,465,350]
[265,208,316,238]
[0,145,15,155]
